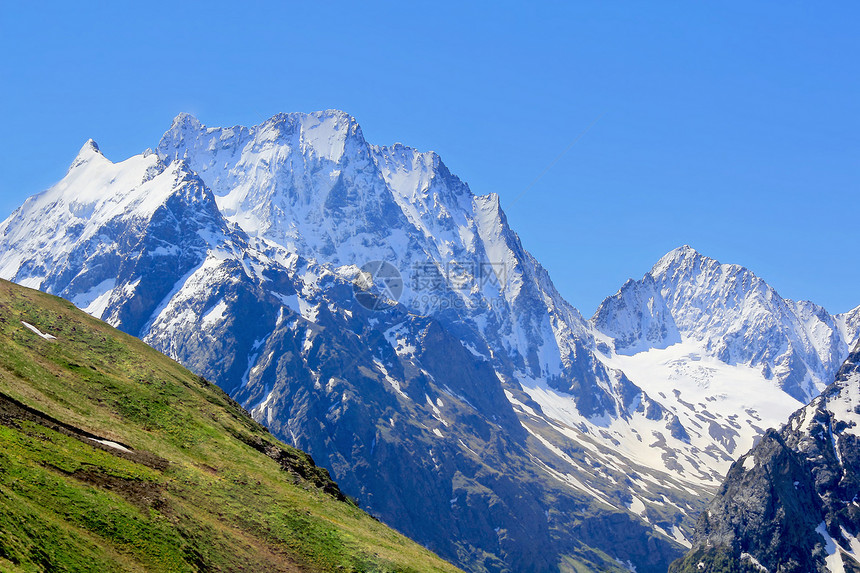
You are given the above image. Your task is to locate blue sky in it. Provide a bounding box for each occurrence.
[1,2,858,313]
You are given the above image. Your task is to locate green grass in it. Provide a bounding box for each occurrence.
[0,279,462,573]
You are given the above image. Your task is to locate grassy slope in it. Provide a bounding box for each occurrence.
[0,279,461,573]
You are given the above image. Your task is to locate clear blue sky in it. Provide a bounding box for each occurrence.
[2,2,858,314]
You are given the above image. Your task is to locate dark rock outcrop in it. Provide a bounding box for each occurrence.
[672,342,860,573]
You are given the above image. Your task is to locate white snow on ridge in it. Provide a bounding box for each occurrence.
[821,370,860,438]
[814,518,860,573]
[0,140,211,295]
[373,359,409,400]
[627,495,647,519]
[837,305,860,350]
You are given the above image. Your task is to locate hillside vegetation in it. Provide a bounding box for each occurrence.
[0,279,461,573]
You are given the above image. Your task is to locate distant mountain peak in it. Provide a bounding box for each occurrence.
[650,244,708,275]
[80,138,100,153]
[671,244,698,255]
[594,245,855,403]
[69,138,105,170]
[263,108,358,128]
[170,112,202,129]
[159,109,369,175]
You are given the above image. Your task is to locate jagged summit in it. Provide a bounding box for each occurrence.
[164,109,364,145]
[169,111,202,130]
[68,138,106,170]
[156,109,382,244]
[649,244,733,280]
[160,111,467,224]
[372,139,476,228]
[649,244,703,274]
[0,146,230,331]
[80,137,100,154]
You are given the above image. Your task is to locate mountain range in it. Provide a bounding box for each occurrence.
[1,110,857,572]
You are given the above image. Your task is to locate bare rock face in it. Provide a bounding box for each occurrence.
[672,341,860,573]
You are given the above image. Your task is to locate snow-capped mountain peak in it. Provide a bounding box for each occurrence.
[168,111,203,130]
[69,138,104,169]
[649,244,702,276]
[595,246,856,405]
[161,109,364,167]
[156,110,407,263]
[0,143,233,337]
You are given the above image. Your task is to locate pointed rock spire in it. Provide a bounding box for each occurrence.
[69,138,106,170]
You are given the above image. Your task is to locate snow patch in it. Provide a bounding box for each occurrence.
[373,359,409,399]
[90,438,132,453]
[201,299,228,328]
[71,279,116,319]
[817,522,844,573]
[21,321,56,341]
